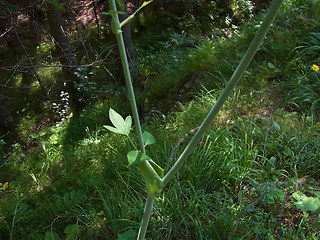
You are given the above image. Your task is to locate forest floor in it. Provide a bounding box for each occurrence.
[0,1,320,240]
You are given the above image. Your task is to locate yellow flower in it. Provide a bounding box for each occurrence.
[3,182,8,190]
[312,64,319,71]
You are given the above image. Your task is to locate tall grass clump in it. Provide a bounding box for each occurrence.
[284,31,320,116]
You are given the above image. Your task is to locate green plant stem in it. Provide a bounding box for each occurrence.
[162,0,285,187]
[108,1,163,238]
[137,195,155,240]
[108,0,162,188]
[138,162,163,195]
[120,0,153,28]
[108,0,145,153]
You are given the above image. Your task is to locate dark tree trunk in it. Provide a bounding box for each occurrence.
[46,2,83,114]
[0,94,13,128]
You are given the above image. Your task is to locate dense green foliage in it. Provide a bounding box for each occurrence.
[0,0,320,239]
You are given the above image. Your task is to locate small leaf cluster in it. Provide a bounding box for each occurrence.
[56,189,87,213]
[104,108,163,176]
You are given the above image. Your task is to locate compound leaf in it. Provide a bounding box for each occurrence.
[104,108,131,135]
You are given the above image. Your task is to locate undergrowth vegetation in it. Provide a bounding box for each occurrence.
[1,0,320,239]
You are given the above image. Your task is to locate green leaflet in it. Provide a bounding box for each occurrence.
[142,131,155,146]
[45,231,61,240]
[292,191,320,212]
[127,150,150,166]
[117,229,135,240]
[104,108,132,135]
[64,224,82,240]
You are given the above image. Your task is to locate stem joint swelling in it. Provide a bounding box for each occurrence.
[138,161,163,197]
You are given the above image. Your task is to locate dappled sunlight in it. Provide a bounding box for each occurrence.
[0,0,319,239]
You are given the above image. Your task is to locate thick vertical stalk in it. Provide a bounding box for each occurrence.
[108,0,145,153]
[108,2,162,239]
[162,0,285,186]
[137,195,155,240]
[107,2,162,189]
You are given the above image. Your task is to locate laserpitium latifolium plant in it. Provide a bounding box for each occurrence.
[104,0,285,239]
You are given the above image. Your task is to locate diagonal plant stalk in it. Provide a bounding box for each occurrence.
[162,0,285,187]
[108,0,285,239]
